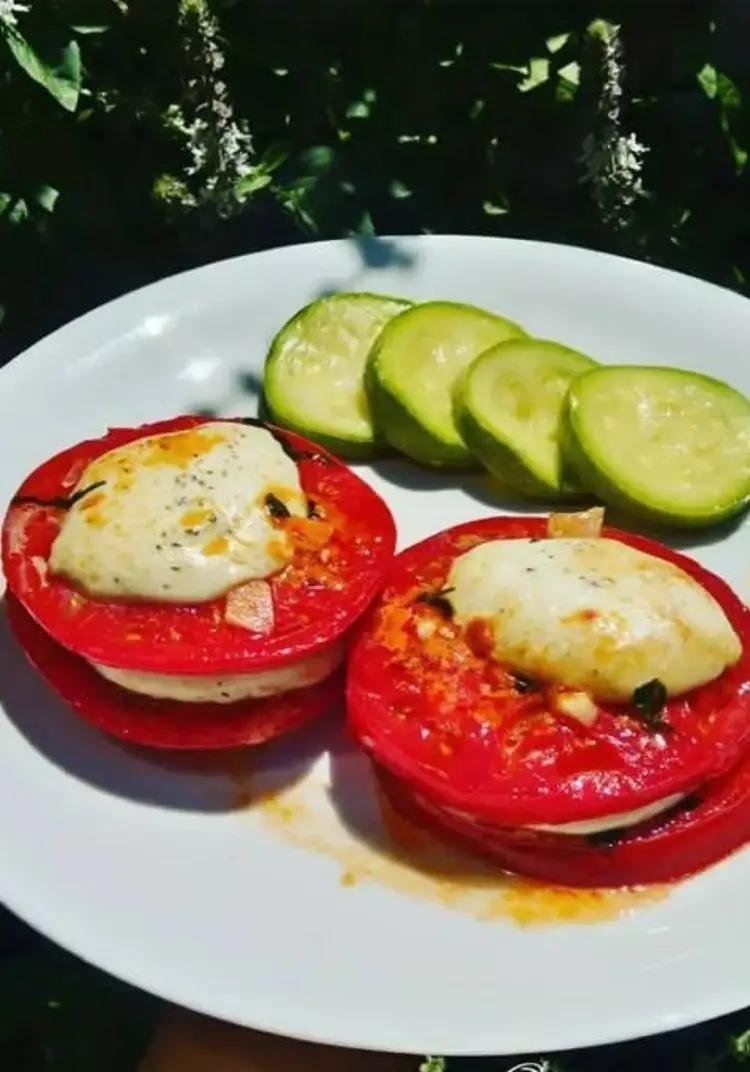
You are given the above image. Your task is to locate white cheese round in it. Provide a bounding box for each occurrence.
[49,423,306,602]
[448,537,741,701]
[91,638,345,704]
[528,793,684,835]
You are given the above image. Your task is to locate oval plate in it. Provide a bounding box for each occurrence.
[1,236,749,1056]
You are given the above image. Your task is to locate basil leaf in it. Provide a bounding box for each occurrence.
[12,480,106,511]
[631,678,669,731]
[265,492,290,519]
[2,26,81,112]
[512,673,537,694]
[415,587,455,618]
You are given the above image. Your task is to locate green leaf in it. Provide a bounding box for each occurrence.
[33,184,59,212]
[346,87,377,119]
[546,32,570,53]
[2,26,81,111]
[696,62,739,107]
[518,57,550,93]
[483,197,509,216]
[7,197,29,224]
[587,19,617,45]
[716,71,741,110]
[732,1028,750,1059]
[71,25,110,35]
[490,61,526,75]
[389,179,412,199]
[697,62,718,98]
[298,145,336,174]
[726,130,747,173]
[352,210,375,236]
[258,141,291,172]
[234,170,272,198]
[0,192,11,216]
[556,60,580,102]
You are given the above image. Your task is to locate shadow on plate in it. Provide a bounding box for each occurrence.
[188,236,419,418]
[0,604,325,814]
[326,733,499,885]
[311,236,419,301]
[608,507,749,551]
[366,456,553,515]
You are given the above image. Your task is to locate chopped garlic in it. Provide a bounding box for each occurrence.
[547,506,605,539]
[551,689,599,727]
[225,579,274,634]
[416,617,437,641]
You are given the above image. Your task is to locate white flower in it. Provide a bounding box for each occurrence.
[580,20,649,229]
[0,1,29,27]
[166,0,255,216]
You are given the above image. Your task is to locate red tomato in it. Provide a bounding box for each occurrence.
[347,517,750,827]
[6,594,343,750]
[3,417,396,674]
[376,755,750,887]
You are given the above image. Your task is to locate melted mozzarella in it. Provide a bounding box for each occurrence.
[448,538,741,702]
[49,423,306,602]
[92,638,344,703]
[529,793,684,835]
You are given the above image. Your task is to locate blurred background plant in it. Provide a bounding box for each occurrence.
[1,0,748,363]
[3,2,750,1067]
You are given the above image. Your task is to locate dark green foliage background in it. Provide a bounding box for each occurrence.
[1,0,749,363]
[2,2,750,1068]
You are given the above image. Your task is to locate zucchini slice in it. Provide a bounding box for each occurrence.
[368,301,526,467]
[564,365,750,527]
[264,292,412,458]
[456,338,596,499]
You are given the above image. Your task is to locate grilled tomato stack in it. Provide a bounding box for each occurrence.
[347,509,750,886]
[3,416,395,748]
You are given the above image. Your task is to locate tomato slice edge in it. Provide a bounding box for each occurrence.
[376,751,750,888]
[3,416,396,674]
[5,592,343,750]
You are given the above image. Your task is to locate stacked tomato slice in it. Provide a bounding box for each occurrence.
[3,416,396,749]
[347,518,750,886]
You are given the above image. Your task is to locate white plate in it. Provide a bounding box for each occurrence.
[1,236,749,1057]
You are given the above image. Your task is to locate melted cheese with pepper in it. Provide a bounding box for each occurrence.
[448,537,741,702]
[49,423,306,602]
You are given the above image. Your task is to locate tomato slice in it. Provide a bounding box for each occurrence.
[5,595,342,750]
[376,756,750,887]
[3,417,396,674]
[347,517,750,826]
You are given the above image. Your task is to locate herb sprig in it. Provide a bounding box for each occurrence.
[12,480,107,511]
[631,678,670,732]
[415,586,455,618]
